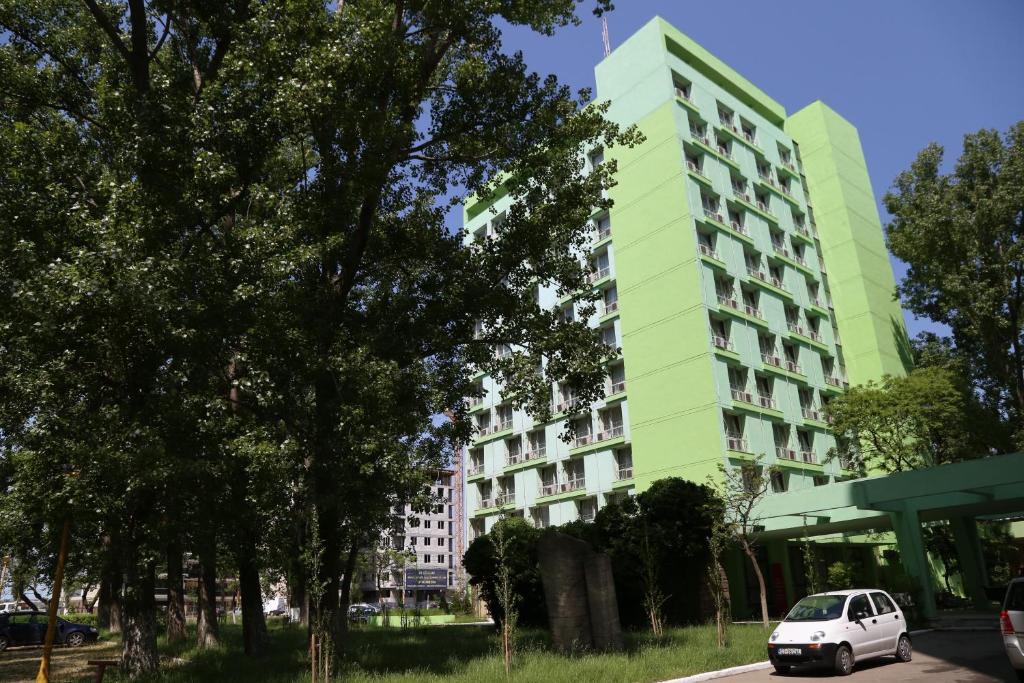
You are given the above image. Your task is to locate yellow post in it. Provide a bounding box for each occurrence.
[35,520,71,683]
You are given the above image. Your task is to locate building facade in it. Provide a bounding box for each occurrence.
[462,17,907,544]
[360,469,461,606]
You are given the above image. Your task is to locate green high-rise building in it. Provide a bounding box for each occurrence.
[462,17,908,558]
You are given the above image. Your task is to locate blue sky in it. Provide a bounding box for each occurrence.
[483,0,1024,339]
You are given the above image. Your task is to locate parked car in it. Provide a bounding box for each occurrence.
[347,603,379,624]
[0,611,99,651]
[768,589,911,676]
[1001,577,1024,681]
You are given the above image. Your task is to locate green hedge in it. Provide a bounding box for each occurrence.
[61,612,97,626]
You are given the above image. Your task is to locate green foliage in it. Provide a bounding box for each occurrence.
[463,518,546,629]
[825,367,973,473]
[825,562,855,591]
[62,612,98,626]
[885,122,1024,444]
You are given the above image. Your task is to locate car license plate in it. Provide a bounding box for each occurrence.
[777,648,801,655]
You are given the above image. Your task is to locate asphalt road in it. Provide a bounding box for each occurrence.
[726,630,1017,682]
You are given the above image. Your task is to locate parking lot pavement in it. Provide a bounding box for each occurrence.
[724,630,1016,682]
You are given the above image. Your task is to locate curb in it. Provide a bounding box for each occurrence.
[658,630,938,683]
[657,661,772,683]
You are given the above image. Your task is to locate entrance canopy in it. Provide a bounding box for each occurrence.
[753,452,1024,617]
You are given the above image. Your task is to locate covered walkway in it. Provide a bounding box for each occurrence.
[754,451,1024,617]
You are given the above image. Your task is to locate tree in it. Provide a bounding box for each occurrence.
[715,461,777,628]
[463,517,546,629]
[825,367,972,473]
[885,122,1024,444]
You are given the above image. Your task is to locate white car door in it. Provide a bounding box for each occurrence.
[839,593,879,658]
[869,591,902,653]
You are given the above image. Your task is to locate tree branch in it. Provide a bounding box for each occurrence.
[80,0,132,61]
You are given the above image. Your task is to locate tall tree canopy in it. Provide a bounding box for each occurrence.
[885,122,1024,444]
[0,0,636,676]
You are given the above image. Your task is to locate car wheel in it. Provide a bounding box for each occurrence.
[895,634,912,662]
[0,634,8,652]
[834,644,853,676]
[773,664,791,675]
[65,631,85,647]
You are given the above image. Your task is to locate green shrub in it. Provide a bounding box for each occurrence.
[826,561,855,590]
[62,612,97,626]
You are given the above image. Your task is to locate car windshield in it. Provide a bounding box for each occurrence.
[784,595,846,622]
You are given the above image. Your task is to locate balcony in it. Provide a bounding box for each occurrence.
[781,160,798,174]
[784,360,803,374]
[731,388,753,403]
[800,450,817,464]
[787,322,807,337]
[703,207,724,223]
[687,160,705,176]
[772,243,792,260]
[507,449,545,467]
[730,220,749,236]
[588,266,611,284]
[726,434,748,452]
[538,482,559,497]
[762,353,783,369]
[476,423,495,436]
[561,478,586,493]
[716,145,734,161]
[595,224,611,242]
[602,301,619,316]
[690,128,710,146]
[712,335,733,351]
[743,303,763,319]
[496,493,516,506]
[552,399,573,414]
[698,243,721,261]
[718,295,740,311]
[743,131,757,145]
[468,463,485,476]
[759,173,778,189]
[794,225,813,240]
[674,87,693,103]
[573,433,594,448]
[825,375,844,388]
[801,407,822,422]
[615,466,633,481]
[468,396,484,409]
[757,394,776,410]
[608,380,626,395]
[776,446,797,461]
[496,419,513,432]
[479,496,496,509]
[757,200,773,215]
[596,424,624,442]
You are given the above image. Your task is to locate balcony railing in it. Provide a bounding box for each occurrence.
[468,463,484,476]
[496,419,513,432]
[507,448,545,467]
[468,396,484,408]
[698,243,720,260]
[712,335,733,351]
[757,200,773,214]
[602,300,619,315]
[525,446,546,460]
[718,295,740,311]
[795,226,812,240]
[479,497,495,508]
[496,493,515,506]
[785,360,803,374]
[674,87,693,102]
[687,160,704,175]
[561,478,585,493]
[776,446,797,460]
[743,131,757,145]
[825,375,844,388]
[788,322,807,336]
[758,394,776,409]
[717,145,733,160]
[792,254,808,267]
[615,466,633,481]
[573,433,594,448]
[597,424,624,441]
[773,244,791,259]
[477,423,494,436]
[734,190,751,203]
[690,129,709,145]
[743,303,763,318]
[609,380,626,395]
[748,267,767,282]
[726,434,748,451]
[731,388,753,403]
[538,482,559,497]
[759,173,777,188]
[781,160,798,173]
[800,450,817,464]
[703,207,724,223]
[809,297,825,309]
[730,220,749,235]
[762,353,783,368]
[801,407,821,421]
[589,266,611,283]
[595,224,611,241]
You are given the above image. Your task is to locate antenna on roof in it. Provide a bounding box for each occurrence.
[601,16,611,57]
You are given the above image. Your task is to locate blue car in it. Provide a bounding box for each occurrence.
[0,611,99,650]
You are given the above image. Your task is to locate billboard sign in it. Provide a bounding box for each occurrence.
[404,567,448,589]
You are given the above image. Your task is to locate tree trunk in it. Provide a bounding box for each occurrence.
[333,542,359,656]
[238,531,269,656]
[121,561,159,677]
[98,540,123,633]
[196,542,220,649]
[166,542,187,644]
[743,543,770,627]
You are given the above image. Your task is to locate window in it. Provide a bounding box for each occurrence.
[608,363,626,394]
[495,404,513,431]
[813,475,829,487]
[697,230,715,257]
[756,375,774,406]
[599,406,623,439]
[573,415,593,447]
[724,413,745,451]
[411,536,418,546]
[686,151,703,175]
[847,594,873,621]
[615,448,633,480]
[672,74,692,100]
[563,460,585,489]
[527,430,546,457]
[602,286,618,314]
[871,592,897,615]
[424,554,431,564]
[578,497,598,522]
[717,103,734,127]
[595,212,612,240]
[710,317,730,349]
[588,148,604,170]
[728,208,744,231]
[740,120,756,145]
[770,470,787,493]
[424,520,431,529]
[532,506,550,529]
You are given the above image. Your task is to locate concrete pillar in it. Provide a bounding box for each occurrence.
[537,532,593,650]
[583,553,623,650]
[889,507,936,619]
[949,516,990,610]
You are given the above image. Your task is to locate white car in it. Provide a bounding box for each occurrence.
[1002,577,1024,681]
[768,589,912,676]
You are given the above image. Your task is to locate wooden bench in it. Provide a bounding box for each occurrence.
[87,659,119,682]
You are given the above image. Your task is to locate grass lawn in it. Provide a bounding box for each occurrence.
[0,620,774,682]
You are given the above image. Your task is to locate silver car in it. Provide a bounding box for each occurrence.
[1002,577,1024,682]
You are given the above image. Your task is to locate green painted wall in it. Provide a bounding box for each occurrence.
[785,102,911,385]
